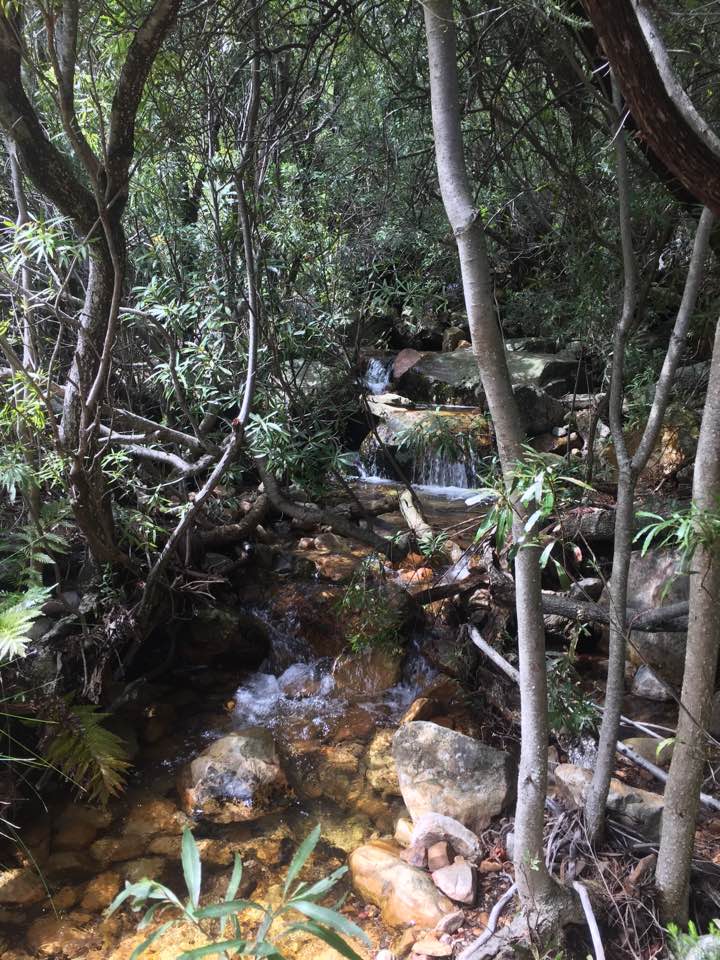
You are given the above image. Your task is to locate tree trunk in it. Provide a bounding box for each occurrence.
[655,320,720,924]
[421,0,574,925]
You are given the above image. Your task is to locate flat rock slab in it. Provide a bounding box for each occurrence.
[431,860,476,904]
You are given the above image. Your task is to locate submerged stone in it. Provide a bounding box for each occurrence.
[177,728,290,823]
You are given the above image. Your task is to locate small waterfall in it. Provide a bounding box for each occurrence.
[410,448,483,488]
[363,357,393,395]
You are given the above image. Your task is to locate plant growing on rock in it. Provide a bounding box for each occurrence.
[338,557,406,654]
[107,824,369,959]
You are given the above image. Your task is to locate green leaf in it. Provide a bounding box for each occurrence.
[194,899,264,920]
[291,864,347,902]
[280,922,364,960]
[539,540,555,569]
[181,828,202,909]
[286,901,370,946]
[177,940,248,959]
[226,855,243,903]
[283,824,321,897]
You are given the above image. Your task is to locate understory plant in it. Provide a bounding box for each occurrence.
[337,556,406,653]
[107,824,369,959]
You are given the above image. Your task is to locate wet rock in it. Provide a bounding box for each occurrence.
[81,871,121,911]
[176,608,270,669]
[366,729,402,797]
[177,729,290,823]
[142,703,177,744]
[278,662,320,699]
[54,805,112,851]
[333,647,403,698]
[631,665,674,701]
[123,795,189,838]
[410,813,482,863]
[0,867,45,905]
[332,704,376,743]
[54,886,82,910]
[393,723,514,833]
[26,917,92,957]
[555,763,664,839]
[89,834,147,864]
[349,840,454,928]
[120,857,167,883]
[44,851,95,881]
[431,860,476,904]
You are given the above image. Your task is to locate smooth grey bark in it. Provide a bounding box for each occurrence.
[655,319,720,924]
[585,79,715,840]
[421,0,575,926]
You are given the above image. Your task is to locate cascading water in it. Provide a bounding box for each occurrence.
[363,357,393,395]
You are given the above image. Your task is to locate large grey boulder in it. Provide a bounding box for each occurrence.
[598,548,688,683]
[392,722,514,833]
[177,729,290,823]
[393,346,580,408]
[555,763,664,839]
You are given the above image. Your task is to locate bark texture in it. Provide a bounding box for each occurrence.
[655,320,720,924]
[582,0,720,215]
[422,0,574,924]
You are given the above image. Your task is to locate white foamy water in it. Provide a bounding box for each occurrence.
[363,357,393,395]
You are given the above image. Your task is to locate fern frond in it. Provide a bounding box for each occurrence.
[44,703,131,805]
[0,586,50,660]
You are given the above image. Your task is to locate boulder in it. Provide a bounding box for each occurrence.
[278,663,320,699]
[431,860,476,904]
[123,796,189,838]
[349,840,454,928]
[392,346,580,407]
[176,608,270,669]
[555,763,664,839]
[80,871,121,911]
[393,723,514,833]
[436,909,465,934]
[53,805,112,852]
[513,384,566,435]
[366,729,402,797]
[598,548,688,682]
[177,729,290,823]
[89,834,147,865]
[410,813,482,863]
[0,867,45,905]
[25,917,92,958]
[332,647,403,698]
[631,665,674,701]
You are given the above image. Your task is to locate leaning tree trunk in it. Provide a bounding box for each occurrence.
[422,0,575,929]
[655,319,720,924]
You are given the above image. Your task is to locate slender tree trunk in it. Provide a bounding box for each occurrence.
[655,319,720,924]
[585,78,715,839]
[421,0,574,925]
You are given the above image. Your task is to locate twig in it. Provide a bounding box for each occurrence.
[456,883,518,960]
[572,880,606,960]
[468,626,720,813]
